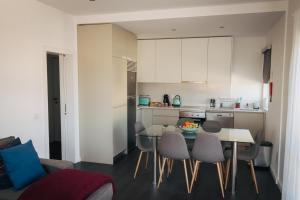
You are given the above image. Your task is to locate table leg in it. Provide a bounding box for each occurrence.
[232,141,237,194]
[153,137,157,186]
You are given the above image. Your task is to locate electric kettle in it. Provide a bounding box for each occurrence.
[172,95,181,107]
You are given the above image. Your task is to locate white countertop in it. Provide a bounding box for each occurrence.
[137,105,265,113]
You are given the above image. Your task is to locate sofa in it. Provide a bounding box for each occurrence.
[0,137,113,200]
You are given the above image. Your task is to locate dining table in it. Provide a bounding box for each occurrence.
[138,125,255,195]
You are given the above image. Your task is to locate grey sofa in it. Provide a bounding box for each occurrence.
[0,138,113,200]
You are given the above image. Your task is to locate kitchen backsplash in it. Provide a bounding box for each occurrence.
[138,83,261,108]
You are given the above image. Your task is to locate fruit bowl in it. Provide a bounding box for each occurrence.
[180,127,198,133]
[178,121,199,133]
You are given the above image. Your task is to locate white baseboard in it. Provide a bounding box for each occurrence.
[270,166,282,191]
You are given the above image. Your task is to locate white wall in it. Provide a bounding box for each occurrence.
[279,0,300,189]
[138,36,265,106]
[265,15,286,185]
[0,0,79,162]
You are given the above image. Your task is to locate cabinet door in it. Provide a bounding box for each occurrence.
[182,38,208,82]
[112,25,127,59]
[113,105,127,156]
[234,112,265,137]
[112,57,127,107]
[207,37,232,92]
[137,40,156,82]
[156,39,182,83]
[126,31,137,62]
[141,109,153,128]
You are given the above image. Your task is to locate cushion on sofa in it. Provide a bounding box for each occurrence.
[0,137,22,189]
[0,140,46,190]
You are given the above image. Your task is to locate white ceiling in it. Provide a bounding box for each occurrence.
[116,12,284,38]
[38,0,282,15]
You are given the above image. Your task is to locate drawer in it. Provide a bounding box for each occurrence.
[152,109,179,117]
[152,116,179,125]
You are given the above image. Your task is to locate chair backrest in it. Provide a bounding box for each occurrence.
[135,122,152,151]
[202,120,221,133]
[192,133,224,163]
[158,132,190,160]
[135,121,146,133]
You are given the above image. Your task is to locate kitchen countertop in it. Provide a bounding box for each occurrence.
[137,105,266,113]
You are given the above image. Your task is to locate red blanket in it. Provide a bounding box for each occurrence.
[18,169,115,200]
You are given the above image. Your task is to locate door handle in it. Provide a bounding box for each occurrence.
[64,104,67,115]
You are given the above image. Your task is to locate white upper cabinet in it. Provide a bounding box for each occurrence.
[137,40,156,82]
[137,37,232,84]
[112,24,137,61]
[182,38,208,82]
[126,31,137,61]
[207,37,232,90]
[156,39,182,83]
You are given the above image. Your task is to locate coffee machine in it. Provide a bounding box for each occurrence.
[163,94,171,106]
[210,99,216,108]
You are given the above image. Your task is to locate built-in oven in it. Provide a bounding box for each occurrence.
[179,110,206,126]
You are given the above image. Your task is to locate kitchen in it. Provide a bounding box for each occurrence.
[77,8,285,192]
[136,36,266,141]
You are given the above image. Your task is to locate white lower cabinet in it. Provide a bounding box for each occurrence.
[140,108,179,126]
[113,105,127,156]
[141,109,153,128]
[234,112,265,137]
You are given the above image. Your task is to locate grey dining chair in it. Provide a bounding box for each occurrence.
[224,132,263,194]
[202,120,230,173]
[190,133,225,198]
[202,120,222,133]
[157,132,191,193]
[133,121,154,179]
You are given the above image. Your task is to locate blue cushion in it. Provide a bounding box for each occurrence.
[0,137,22,190]
[0,140,46,190]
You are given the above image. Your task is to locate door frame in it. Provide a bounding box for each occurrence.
[43,47,74,161]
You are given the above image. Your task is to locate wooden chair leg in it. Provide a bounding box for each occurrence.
[222,162,226,179]
[217,162,225,198]
[145,152,149,169]
[249,160,259,194]
[157,157,167,188]
[183,160,190,193]
[134,151,143,179]
[225,159,231,189]
[189,160,200,193]
[195,161,200,180]
[220,162,225,185]
[167,159,171,177]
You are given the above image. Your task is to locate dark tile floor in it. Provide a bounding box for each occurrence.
[75,149,281,200]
